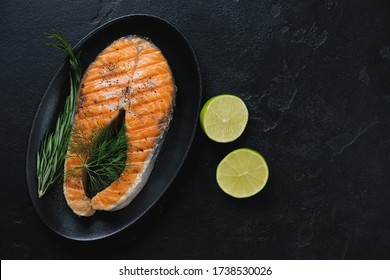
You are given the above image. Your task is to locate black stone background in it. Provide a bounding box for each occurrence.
[1,0,390,259]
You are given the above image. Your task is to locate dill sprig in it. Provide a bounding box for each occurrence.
[69,122,128,198]
[37,32,81,198]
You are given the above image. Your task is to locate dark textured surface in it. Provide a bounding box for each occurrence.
[1,0,390,259]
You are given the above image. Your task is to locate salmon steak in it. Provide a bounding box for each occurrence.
[64,36,176,216]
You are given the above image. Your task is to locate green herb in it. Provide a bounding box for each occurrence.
[37,32,81,198]
[69,120,128,198]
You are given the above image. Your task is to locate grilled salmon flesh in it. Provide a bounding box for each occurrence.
[64,36,176,216]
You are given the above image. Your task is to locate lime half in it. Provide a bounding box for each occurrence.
[200,94,249,143]
[216,148,269,198]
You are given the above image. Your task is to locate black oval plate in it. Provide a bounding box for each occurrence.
[26,15,202,241]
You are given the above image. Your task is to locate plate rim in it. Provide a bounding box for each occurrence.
[25,14,202,241]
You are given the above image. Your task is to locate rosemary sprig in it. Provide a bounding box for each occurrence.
[37,32,81,198]
[69,122,128,198]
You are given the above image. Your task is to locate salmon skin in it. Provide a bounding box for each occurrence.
[64,36,176,216]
